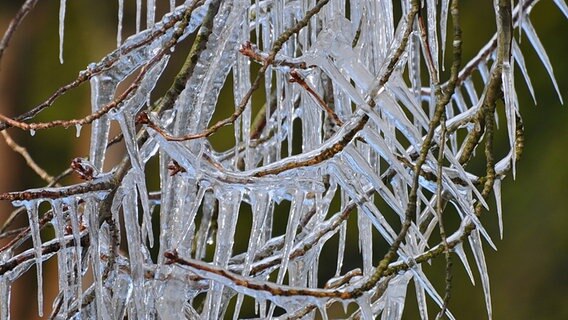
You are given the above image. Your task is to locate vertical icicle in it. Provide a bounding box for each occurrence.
[426,0,439,76]
[116,111,154,247]
[170,0,176,11]
[335,221,347,277]
[493,178,504,239]
[469,230,492,320]
[502,61,518,178]
[409,22,422,105]
[177,185,207,249]
[86,199,109,319]
[203,189,242,320]
[357,207,373,275]
[122,173,146,318]
[0,251,12,320]
[22,200,44,317]
[233,6,251,169]
[383,274,411,320]
[51,200,71,316]
[58,0,66,64]
[136,0,142,33]
[440,0,450,68]
[66,198,83,314]
[232,191,269,320]
[117,0,124,46]
[147,0,156,28]
[89,75,118,171]
[276,190,304,284]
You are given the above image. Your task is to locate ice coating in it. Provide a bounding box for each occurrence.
[1,0,564,319]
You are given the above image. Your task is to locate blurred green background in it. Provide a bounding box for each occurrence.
[0,1,566,319]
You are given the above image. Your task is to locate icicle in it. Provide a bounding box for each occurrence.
[453,243,475,285]
[177,184,207,249]
[453,89,468,113]
[518,0,525,41]
[171,0,242,138]
[59,0,66,64]
[413,275,428,320]
[382,273,411,320]
[233,11,251,169]
[21,200,44,317]
[426,0,439,77]
[357,206,373,274]
[117,0,124,46]
[469,230,492,320]
[410,268,456,320]
[203,189,242,320]
[147,0,156,28]
[276,190,305,285]
[440,0,450,68]
[478,61,490,82]
[357,294,373,320]
[463,78,479,105]
[522,18,563,103]
[335,221,347,277]
[193,190,215,261]
[0,251,12,320]
[65,198,83,315]
[74,124,82,138]
[493,178,504,239]
[553,0,568,19]
[116,111,154,247]
[502,61,518,178]
[51,200,71,316]
[511,40,536,104]
[233,192,269,319]
[170,0,176,11]
[29,129,35,136]
[136,0,142,33]
[89,74,118,171]
[121,173,146,318]
[86,199,109,319]
[408,23,422,103]
[110,265,132,319]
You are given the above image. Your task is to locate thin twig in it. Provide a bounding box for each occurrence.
[0,0,204,133]
[1,131,59,185]
[289,69,343,126]
[0,0,39,68]
[149,0,332,142]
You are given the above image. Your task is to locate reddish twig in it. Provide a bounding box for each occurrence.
[147,0,332,142]
[0,0,203,133]
[289,69,343,126]
[239,41,309,69]
[0,0,40,68]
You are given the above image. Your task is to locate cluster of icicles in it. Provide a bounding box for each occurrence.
[1,0,566,319]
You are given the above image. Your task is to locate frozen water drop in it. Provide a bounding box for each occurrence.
[75,124,82,138]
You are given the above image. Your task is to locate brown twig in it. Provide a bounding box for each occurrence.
[239,41,309,69]
[1,130,59,185]
[0,0,40,69]
[148,0,332,142]
[0,232,88,276]
[289,69,343,126]
[0,175,115,202]
[0,0,204,133]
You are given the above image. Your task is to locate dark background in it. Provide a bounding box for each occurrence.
[0,1,566,319]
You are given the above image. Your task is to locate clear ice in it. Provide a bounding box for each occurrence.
[2,0,565,319]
